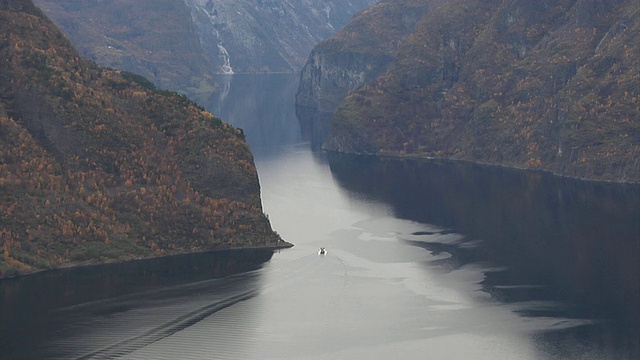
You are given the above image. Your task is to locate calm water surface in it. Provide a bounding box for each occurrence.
[0,74,638,359]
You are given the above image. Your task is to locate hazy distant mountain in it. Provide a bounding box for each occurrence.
[33,0,215,93]
[33,0,377,93]
[184,0,378,74]
[297,0,640,183]
[1,0,286,277]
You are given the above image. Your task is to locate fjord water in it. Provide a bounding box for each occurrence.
[1,74,638,359]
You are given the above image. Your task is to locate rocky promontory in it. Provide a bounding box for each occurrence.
[0,0,288,277]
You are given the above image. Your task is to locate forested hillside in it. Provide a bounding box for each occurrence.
[296,0,437,148]
[299,0,640,182]
[0,0,286,277]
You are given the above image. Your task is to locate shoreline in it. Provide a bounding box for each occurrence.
[324,149,640,186]
[0,242,294,280]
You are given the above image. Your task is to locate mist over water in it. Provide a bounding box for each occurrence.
[189,73,302,157]
[0,74,637,359]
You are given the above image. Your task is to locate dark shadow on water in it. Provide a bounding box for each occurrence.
[0,248,275,359]
[328,152,640,357]
[534,322,640,360]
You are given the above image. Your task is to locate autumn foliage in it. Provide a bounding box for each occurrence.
[0,0,285,277]
[323,0,640,182]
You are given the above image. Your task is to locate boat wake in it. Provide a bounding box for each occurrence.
[75,290,257,359]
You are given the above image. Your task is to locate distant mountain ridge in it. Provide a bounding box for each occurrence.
[33,0,377,93]
[0,0,287,277]
[297,0,640,183]
[32,0,215,93]
[184,0,378,74]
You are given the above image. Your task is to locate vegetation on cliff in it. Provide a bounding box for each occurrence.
[0,0,285,277]
[296,0,435,148]
[319,0,640,182]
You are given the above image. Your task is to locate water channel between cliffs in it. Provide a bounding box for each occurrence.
[0,73,638,359]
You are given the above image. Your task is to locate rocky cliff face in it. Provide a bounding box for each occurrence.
[299,0,640,182]
[295,0,434,148]
[184,0,378,74]
[33,0,376,93]
[0,0,287,277]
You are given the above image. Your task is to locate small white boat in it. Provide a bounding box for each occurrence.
[318,247,327,255]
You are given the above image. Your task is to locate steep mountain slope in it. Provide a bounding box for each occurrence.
[33,0,214,93]
[184,0,378,74]
[296,0,436,148]
[33,0,377,94]
[0,0,286,277]
[299,0,640,182]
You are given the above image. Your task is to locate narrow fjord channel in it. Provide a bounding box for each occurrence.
[1,74,638,359]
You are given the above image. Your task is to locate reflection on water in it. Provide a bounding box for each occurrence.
[0,249,274,359]
[328,153,640,358]
[1,73,638,359]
